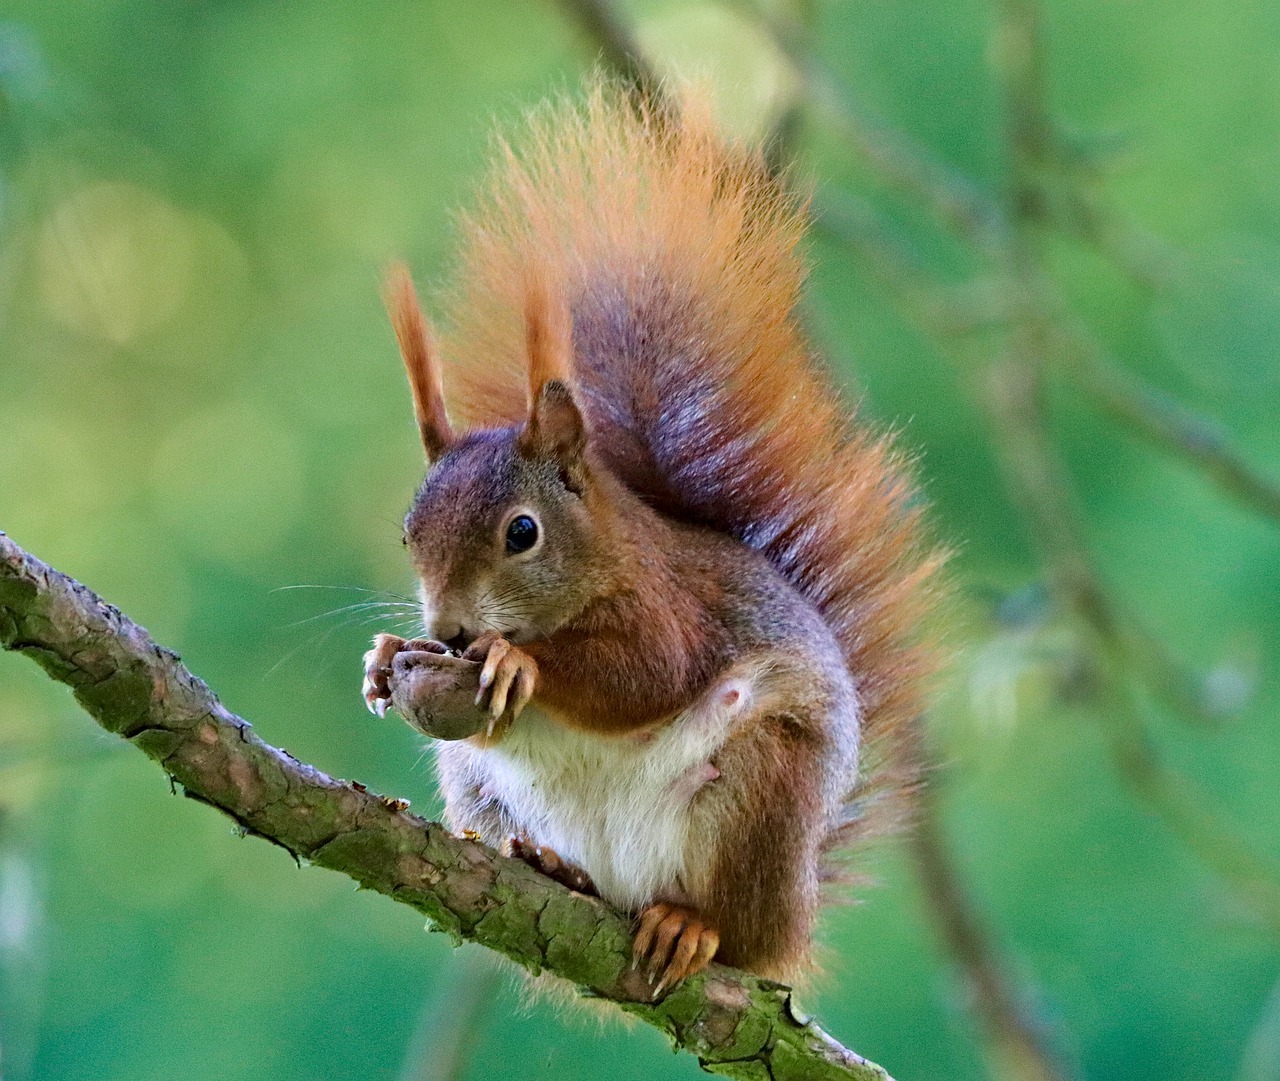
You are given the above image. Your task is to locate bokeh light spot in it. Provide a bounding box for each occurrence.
[37,181,197,345]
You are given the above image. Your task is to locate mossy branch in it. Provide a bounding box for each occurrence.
[0,530,892,1081]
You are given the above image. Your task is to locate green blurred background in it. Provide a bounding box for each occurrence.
[1,2,1278,1079]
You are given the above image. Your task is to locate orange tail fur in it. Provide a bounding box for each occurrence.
[435,82,947,855]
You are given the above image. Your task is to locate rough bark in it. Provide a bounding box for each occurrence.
[0,531,892,1081]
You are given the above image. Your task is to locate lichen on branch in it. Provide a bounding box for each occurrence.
[0,530,891,1081]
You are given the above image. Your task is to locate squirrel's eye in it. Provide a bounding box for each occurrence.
[505,515,539,554]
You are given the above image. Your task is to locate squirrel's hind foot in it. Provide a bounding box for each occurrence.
[505,836,597,895]
[632,902,719,997]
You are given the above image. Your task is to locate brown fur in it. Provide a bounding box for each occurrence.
[690,709,827,972]
[388,80,946,981]
[433,82,945,847]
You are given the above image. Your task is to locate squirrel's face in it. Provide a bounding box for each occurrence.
[403,382,601,649]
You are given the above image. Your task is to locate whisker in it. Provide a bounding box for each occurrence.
[260,608,423,684]
[273,583,418,604]
[286,600,420,629]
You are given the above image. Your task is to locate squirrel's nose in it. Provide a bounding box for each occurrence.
[443,629,471,653]
[430,620,471,652]
[433,620,461,641]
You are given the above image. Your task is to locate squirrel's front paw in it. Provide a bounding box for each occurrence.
[363,634,491,741]
[361,633,450,717]
[463,632,538,738]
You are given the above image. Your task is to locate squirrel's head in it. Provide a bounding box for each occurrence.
[385,263,607,648]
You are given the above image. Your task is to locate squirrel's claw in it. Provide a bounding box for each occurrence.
[362,633,406,715]
[363,633,456,719]
[466,632,538,725]
[476,636,511,699]
[632,902,719,997]
[510,666,536,718]
[361,665,389,717]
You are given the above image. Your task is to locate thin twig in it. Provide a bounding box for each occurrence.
[1058,326,1280,524]
[754,0,1006,255]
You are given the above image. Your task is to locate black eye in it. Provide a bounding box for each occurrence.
[505,515,539,554]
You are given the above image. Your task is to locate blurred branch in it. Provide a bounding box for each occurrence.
[0,531,893,1081]
[821,202,1280,537]
[762,0,815,175]
[814,192,1011,339]
[1040,171,1185,292]
[1104,698,1280,932]
[1057,328,1280,524]
[821,203,1268,733]
[747,0,1007,255]
[761,0,1280,553]
[555,0,660,100]
[912,769,1072,1081]
[810,0,1267,718]
[560,0,1005,247]
[990,0,1280,523]
[399,949,503,1081]
[749,0,1186,294]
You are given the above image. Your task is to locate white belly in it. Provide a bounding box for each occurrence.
[459,671,757,910]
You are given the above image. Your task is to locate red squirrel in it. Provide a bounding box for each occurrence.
[361,84,944,993]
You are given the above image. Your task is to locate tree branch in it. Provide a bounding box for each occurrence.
[0,530,892,1081]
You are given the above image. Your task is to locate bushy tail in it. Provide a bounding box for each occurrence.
[436,81,947,853]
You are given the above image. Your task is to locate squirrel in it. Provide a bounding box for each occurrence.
[361,83,944,994]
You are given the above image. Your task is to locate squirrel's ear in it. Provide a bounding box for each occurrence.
[519,379,587,484]
[384,262,454,463]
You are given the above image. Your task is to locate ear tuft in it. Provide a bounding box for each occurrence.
[523,266,573,398]
[517,270,585,485]
[384,262,454,462]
